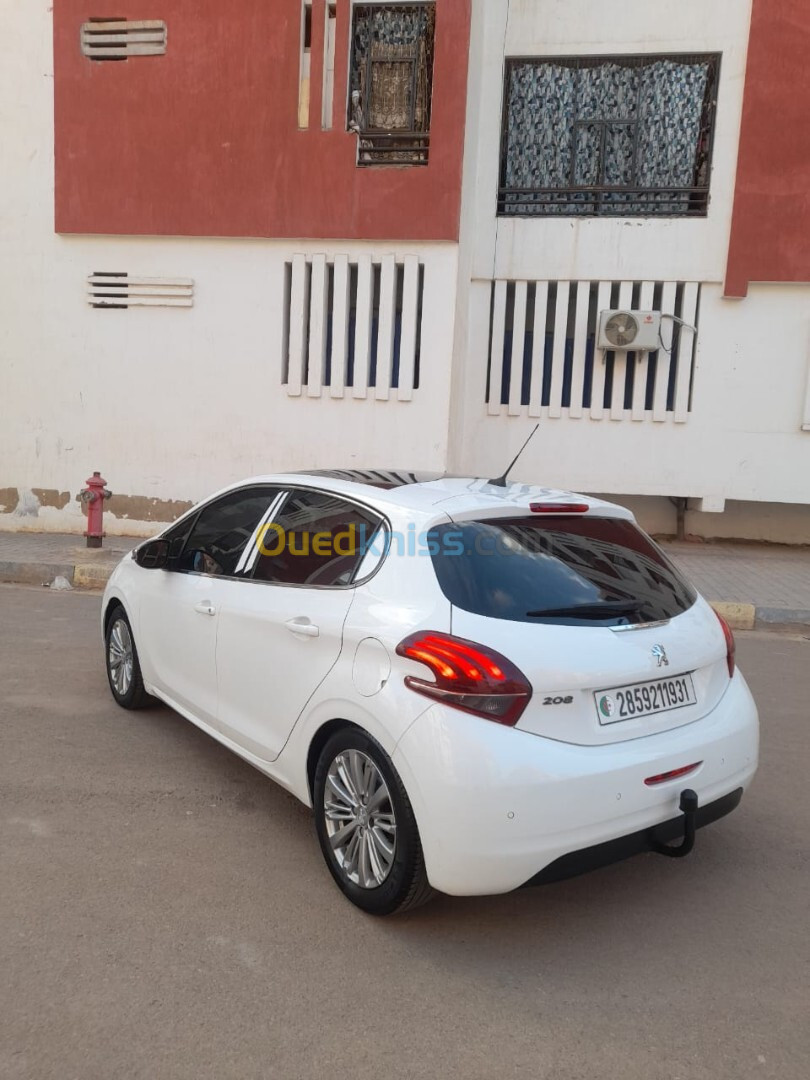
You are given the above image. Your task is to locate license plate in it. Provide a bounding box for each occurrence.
[594,673,697,725]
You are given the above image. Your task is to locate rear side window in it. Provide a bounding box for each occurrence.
[428,516,696,625]
[252,489,383,587]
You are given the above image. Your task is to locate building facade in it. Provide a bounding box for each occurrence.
[1,0,809,540]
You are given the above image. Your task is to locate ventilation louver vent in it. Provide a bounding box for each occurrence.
[80,20,167,60]
[88,274,193,309]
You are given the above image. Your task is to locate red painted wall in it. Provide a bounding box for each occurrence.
[54,1,470,241]
[725,0,810,297]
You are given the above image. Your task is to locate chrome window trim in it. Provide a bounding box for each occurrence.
[610,618,672,633]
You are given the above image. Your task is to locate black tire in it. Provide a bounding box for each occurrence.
[313,727,435,915]
[104,604,154,710]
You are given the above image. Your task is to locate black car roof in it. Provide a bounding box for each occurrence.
[298,469,450,490]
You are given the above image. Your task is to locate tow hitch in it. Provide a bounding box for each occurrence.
[653,789,699,858]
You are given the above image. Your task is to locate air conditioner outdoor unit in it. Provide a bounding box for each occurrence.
[598,309,661,351]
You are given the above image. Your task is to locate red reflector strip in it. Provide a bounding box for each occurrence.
[644,762,702,787]
[529,502,590,514]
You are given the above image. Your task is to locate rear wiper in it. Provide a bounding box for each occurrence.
[525,601,643,619]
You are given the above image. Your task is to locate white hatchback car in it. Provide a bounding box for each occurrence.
[102,471,759,914]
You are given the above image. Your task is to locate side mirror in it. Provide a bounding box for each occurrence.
[134,538,170,570]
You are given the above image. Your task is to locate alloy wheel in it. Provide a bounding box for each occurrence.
[108,617,134,697]
[323,749,397,889]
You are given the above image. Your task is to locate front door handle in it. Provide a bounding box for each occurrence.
[285,618,319,638]
[194,600,217,616]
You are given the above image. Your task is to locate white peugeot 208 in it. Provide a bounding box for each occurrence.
[102,471,759,914]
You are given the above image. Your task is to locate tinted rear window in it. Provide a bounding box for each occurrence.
[428,517,696,625]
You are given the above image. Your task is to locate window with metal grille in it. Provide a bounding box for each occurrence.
[347,4,435,166]
[80,19,167,60]
[499,54,720,218]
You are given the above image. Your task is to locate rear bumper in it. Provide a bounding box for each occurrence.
[393,669,758,896]
[523,786,742,886]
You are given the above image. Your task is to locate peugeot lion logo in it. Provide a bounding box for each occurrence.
[651,644,669,668]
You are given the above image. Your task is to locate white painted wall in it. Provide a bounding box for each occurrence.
[0,1,458,535]
[1,0,808,540]
[449,0,810,516]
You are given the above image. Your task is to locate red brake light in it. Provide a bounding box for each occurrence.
[395,632,532,726]
[714,610,736,678]
[529,502,589,514]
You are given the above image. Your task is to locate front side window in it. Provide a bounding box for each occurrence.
[428,516,696,625]
[252,489,383,587]
[348,3,435,166]
[175,488,280,577]
[499,54,719,217]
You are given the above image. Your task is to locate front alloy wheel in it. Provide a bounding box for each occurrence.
[314,728,434,915]
[108,617,134,698]
[104,605,152,709]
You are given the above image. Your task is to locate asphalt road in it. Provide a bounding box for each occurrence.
[1,584,808,1080]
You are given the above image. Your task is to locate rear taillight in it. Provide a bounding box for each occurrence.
[529,502,589,513]
[395,632,532,726]
[714,610,736,678]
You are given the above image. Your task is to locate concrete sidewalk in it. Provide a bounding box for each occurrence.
[663,541,810,630]
[0,531,139,590]
[0,530,808,630]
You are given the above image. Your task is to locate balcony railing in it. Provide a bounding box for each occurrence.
[497,185,710,218]
[355,131,430,167]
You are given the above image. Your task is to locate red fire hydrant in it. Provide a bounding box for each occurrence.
[80,471,112,548]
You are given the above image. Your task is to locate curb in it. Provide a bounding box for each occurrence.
[0,560,77,587]
[708,601,756,631]
[73,563,117,589]
[708,601,810,632]
[0,560,121,590]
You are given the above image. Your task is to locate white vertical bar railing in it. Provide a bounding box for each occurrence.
[488,280,508,416]
[548,281,570,418]
[653,282,678,421]
[352,254,373,398]
[589,281,611,420]
[375,254,396,401]
[527,281,548,417]
[307,254,328,397]
[330,254,349,399]
[673,283,699,423]
[631,280,655,421]
[286,254,308,397]
[610,280,633,420]
[508,281,527,416]
[397,255,419,401]
[568,281,590,418]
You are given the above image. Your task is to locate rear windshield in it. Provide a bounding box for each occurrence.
[428,516,696,626]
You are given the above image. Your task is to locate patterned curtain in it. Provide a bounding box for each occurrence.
[503,58,714,215]
[349,5,435,133]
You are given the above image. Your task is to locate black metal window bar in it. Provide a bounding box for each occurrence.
[348,4,435,166]
[498,54,720,217]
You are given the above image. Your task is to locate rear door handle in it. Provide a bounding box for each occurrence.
[285,618,319,638]
[194,601,217,616]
